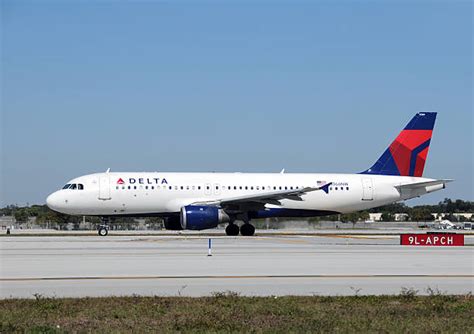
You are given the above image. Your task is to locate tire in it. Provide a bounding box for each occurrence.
[240,224,255,236]
[98,227,108,236]
[225,224,239,236]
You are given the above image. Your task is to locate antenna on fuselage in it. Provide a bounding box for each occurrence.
[105,168,111,173]
[280,169,285,174]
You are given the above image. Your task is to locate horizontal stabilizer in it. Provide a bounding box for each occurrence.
[395,179,453,191]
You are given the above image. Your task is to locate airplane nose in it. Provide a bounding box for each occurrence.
[46,192,61,210]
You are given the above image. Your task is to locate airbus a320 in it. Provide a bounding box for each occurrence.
[47,112,451,236]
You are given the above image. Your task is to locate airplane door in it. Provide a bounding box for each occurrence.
[361,178,374,201]
[99,175,112,200]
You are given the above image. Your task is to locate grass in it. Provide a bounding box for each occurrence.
[1,293,473,333]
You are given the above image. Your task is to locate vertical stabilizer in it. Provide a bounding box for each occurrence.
[361,112,437,177]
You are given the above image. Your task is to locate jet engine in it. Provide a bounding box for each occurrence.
[180,205,229,230]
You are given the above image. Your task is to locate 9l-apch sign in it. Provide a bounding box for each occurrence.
[400,233,464,246]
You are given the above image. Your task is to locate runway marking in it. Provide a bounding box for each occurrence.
[2,274,472,282]
[325,235,396,240]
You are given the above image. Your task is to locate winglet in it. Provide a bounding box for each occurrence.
[319,182,332,194]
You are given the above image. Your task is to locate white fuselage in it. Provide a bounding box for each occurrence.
[46,172,441,217]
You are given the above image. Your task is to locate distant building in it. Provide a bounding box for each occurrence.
[433,213,473,221]
[0,216,15,229]
[369,213,382,221]
[394,213,409,221]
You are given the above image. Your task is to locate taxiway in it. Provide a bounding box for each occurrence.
[1,234,472,298]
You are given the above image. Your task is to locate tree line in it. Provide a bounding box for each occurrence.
[0,198,472,228]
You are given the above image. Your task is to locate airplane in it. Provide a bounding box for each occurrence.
[46,112,451,236]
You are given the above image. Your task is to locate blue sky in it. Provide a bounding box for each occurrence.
[1,1,472,206]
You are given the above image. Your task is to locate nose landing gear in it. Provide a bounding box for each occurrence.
[98,217,110,236]
[98,226,108,236]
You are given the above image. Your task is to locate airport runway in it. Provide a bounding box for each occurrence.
[1,234,473,298]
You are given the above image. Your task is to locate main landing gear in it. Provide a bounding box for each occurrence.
[240,223,255,236]
[225,223,239,236]
[98,217,110,236]
[225,222,255,236]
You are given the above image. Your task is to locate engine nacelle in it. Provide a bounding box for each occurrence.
[180,205,229,230]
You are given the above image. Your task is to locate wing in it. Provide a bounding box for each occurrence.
[192,182,332,210]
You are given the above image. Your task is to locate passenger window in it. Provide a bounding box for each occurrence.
[251,186,254,190]
[346,187,349,190]
[169,186,172,190]
[134,186,137,190]
[128,186,131,190]
[198,186,201,190]
[335,187,338,190]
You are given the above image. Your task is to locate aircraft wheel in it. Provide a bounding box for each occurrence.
[240,223,255,236]
[225,224,239,236]
[98,226,108,236]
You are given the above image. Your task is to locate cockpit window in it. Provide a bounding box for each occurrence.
[62,183,84,190]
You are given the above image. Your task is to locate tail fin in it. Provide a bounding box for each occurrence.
[362,112,437,177]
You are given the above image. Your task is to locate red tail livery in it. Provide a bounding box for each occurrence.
[362,112,436,177]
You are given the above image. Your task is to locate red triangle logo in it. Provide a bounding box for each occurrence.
[117,178,125,184]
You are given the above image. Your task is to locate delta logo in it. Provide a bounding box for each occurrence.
[117,177,168,185]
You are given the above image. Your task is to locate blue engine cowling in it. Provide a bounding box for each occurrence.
[180,205,229,230]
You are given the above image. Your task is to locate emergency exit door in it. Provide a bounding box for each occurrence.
[361,178,374,201]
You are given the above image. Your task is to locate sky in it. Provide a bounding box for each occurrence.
[1,1,472,207]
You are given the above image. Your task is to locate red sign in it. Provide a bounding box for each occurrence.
[117,178,125,184]
[400,233,464,246]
